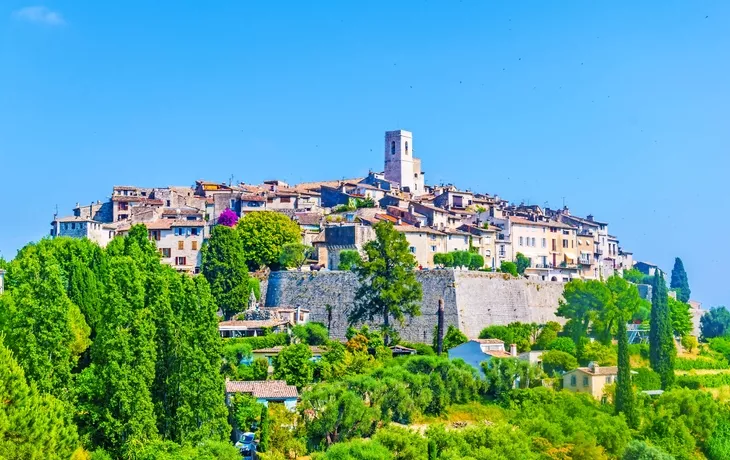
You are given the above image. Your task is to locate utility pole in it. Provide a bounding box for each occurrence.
[437,298,445,355]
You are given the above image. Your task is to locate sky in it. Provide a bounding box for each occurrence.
[1,1,728,307]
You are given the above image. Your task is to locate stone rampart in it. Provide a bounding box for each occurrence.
[264,270,565,343]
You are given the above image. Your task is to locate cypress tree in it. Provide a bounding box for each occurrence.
[649,272,675,389]
[670,257,691,303]
[615,316,638,428]
[259,404,270,452]
[200,225,251,319]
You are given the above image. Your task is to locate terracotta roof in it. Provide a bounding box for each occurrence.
[375,213,399,223]
[225,380,299,399]
[170,220,205,227]
[295,178,364,191]
[411,201,447,213]
[144,220,174,230]
[473,338,505,345]
[218,320,291,330]
[294,213,323,226]
[242,195,266,202]
[111,196,146,202]
[573,366,618,376]
[484,350,513,358]
[393,225,444,236]
[161,208,201,216]
[509,216,574,230]
[53,215,99,223]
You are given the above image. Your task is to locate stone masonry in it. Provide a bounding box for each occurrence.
[264,270,566,343]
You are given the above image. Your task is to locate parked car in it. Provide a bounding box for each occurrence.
[235,432,257,459]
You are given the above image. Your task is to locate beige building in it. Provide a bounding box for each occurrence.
[50,216,116,247]
[397,225,447,268]
[459,224,498,270]
[577,233,598,279]
[141,220,205,273]
[562,362,618,400]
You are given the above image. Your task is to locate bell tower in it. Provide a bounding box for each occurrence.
[384,130,415,193]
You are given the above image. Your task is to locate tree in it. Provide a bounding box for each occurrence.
[621,440,673,460]
[668,297,693,338]
[670,257,690,303]
[623,268,649,285]
[75,257,159,454]
[372,425,428,460]
[500,261,518,276]
[468,253,484,270]
[217,208,239,227]
[0,337,81,458]
[557,279,611,357]
[649,273,675,389]
[451,250,472,269]
[534,322,562,350]
[615,317,638,428]
[293,322,329,345]
[434,325,467,352]
[273,343,313,388]
[200,225,251,319]
[2,241,91,399]
[349,221,423,345]
[541,349,578,376]
[237,211,302,270]
[230,393,262,434]
[700,306,730,339]
[253,358,269,380]
[433,252,453,268]
[680,335,698,353]
[338,250,362,271]
[546,337,577,355]
[259,405,270,453]
[279,243,314,270]
[515,253,530,276]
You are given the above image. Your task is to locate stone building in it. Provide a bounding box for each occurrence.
[384,130,425,196]
[50,216,116,247]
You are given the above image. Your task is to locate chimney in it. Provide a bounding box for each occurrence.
[587,215,594,222]
[589,361,599,373]
[437,298,445,355]
[510,343,517,357]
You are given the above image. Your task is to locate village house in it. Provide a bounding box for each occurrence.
[218,319,293,338]
[562,362,618,400]
[459,224,498,270]
[225,379,299,411]
[384,129,425,196]
[50,216,116,247]
[396,225,447,268]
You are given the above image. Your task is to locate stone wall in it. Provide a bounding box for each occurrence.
[264,270,565,343]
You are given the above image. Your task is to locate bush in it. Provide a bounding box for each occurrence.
[680,335,698,353]
[433,253,453,268]
[468,253,484,270]
[675,356,729,370]
[580,341,616,365]
[622,440,673,460]
[398,341,435,356]
[500,261,518,277]
[546,337,577,356]
[293,322,329,346]
[541,350,578,376]
[338,250,361,271]
[676,373,730,389]
[627,343,650,360]
[632,368,661,391]
[708,337,730,356]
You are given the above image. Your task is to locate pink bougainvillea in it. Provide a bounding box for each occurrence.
[218,208,239,227]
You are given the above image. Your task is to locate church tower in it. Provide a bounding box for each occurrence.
[384,130,423,195]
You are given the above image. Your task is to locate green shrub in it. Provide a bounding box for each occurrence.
[675,357,729,370]
[633,368,661,391]
[676,373,730,389]
[546,337,577,355]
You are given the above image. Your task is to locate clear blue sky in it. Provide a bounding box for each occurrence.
[1,1,728,307]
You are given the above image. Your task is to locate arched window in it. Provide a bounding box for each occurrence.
[405,141,409,155]
[391,141,396,155]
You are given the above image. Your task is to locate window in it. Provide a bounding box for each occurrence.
[562,239,568,248]
[191,228,199,236]
[429,234,436,240]
[583,376,589,387]
[405,141,409,155]
[391,141,396,155]
[571,240,574,248]
[605,376,612,384]
[160,248,171,258]
[431,245,436,252]
[119,202,129,210]
[562,229,569,235]
[178,241,184,250]
[166,200,171,207]
[192,241,198,250]
[519,236,524,246]
[542,238,546,248]
[71,223,76,230]
[175,256,187,266]
[409,247,416,253]
[486,250,491,257]
[570,376,576,387]
[552,239,556,251]
[149,230,160,241]
[280,196,291,203]
[531,237,536,247]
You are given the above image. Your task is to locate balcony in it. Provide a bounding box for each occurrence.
[594,248,603,255]
[533,263,553,270]
[579,259,592,265]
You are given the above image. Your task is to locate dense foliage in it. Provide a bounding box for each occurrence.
[236,211,302,270]
[670,257,691,303]
[649,272,676,389]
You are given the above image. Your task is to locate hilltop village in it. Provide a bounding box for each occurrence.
[51,129,642,283]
